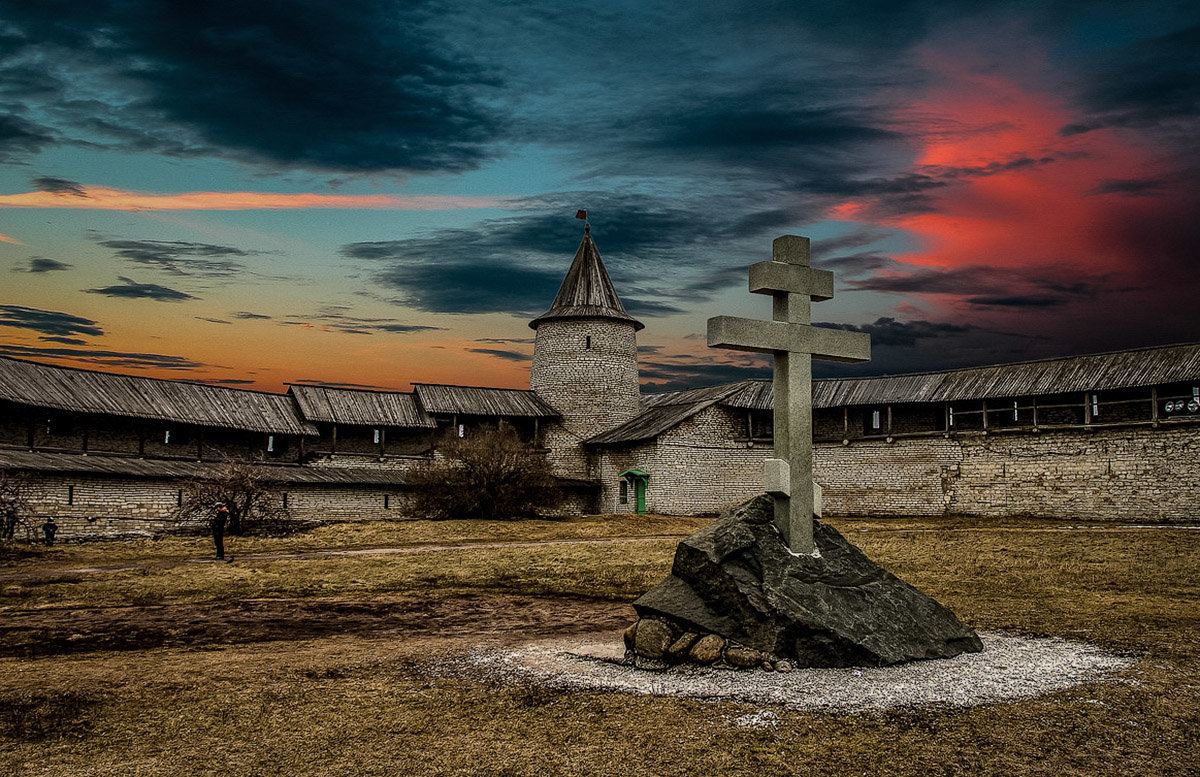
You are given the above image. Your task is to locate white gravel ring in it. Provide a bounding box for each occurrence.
[447,631,1136,713]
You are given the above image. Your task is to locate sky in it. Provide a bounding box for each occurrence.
[1,0,1197,393]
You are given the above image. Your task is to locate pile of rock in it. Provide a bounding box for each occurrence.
[629,494,983,669]
[623,617,798,672]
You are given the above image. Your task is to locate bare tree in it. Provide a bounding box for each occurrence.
[174,456,294,535]
[407,423,562,520]
[0,470,39,546]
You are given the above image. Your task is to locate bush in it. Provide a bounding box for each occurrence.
[407,424,562,520]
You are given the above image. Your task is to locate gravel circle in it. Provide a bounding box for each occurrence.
[442,631,1135,713]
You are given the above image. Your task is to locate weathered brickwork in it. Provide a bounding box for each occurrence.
[593,409,1199,522]
[596,405,770,515]
[815,438,961,516]
[946,426,1199,521]
[531,318,639,440]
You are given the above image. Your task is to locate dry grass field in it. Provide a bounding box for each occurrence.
[1,513,1197,776]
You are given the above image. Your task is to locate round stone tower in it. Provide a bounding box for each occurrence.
[530,226,643,445]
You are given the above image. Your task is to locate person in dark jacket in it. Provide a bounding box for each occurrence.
[209,503,229,560]
[41,516,57,546]
[2,497,16,540]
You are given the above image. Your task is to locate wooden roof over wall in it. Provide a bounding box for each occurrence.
[412,384,558,417]
[288,385,436,428]
[0,450,406,485]
[717,342,1200,410]
[0,356,317,435]
[589,383,745,445]
[596,342,1200,446]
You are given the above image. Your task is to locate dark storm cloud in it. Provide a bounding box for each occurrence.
[84,277,197,302]
[817,317,975,348]
[0,343,205,370]
[0,305,104,338]
[341,199,765,317]
[98,239,262,277]
[846,264,1101,305]
[30,175,87,197]
[639,354,771,392]
[964,295,1067,309]
[0,113,53,155]
[1089,177,1167,196]
[1069,23,1200,134]
[0,0,503,172]
[280,310,442,336]
[39,336,87,345]
[466,348,530,362]
[814,251,902,279]
[17,257,73,273]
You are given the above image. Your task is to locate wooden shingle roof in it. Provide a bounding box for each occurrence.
[412,384,558,417]
[529,231,644,331]
[718,342,1200,411]
[594,343,1200,446]
[0,356,317,435]
[811,342,1200,407]
[0,449,407,485]
[288,385,436,428]
[588,382,745,446]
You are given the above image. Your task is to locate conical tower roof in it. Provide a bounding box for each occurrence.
[529,229,644,331]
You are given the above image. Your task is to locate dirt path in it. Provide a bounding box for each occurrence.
[0,534,681,582]
[0,592,635,658]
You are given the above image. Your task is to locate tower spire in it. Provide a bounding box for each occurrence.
[529,224,643,331]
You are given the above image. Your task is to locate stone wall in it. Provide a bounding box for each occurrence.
[815,423,1198,521]
[594,413,1199,522]
[595,405,770,515]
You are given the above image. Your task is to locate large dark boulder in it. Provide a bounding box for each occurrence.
[634,495,983,667]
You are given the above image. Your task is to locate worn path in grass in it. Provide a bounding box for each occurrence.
[0,534,683,582]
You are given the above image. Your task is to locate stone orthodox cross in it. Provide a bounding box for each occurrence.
[708,236,870,554]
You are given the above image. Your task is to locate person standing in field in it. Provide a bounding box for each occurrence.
[2,497,16,540]
[41,516,57,546]
[209,502,229,560]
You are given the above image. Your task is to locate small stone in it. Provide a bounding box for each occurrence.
[724,645,763,668]
[633,655,669,671]
[667,631,700,660]
[634,618,674,659]
[760,661,774,672]
[688,634,725,664]
[775,659,795,673]
[623,621,639,650]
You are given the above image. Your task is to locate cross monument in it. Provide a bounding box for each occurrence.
[708,235,870,554]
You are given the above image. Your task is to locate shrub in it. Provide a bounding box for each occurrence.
[407,424,562,520]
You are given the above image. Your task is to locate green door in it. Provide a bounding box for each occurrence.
[619,469,650,515]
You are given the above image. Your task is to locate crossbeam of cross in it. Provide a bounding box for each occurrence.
[708,236,870,554]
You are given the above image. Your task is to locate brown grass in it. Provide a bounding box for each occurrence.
[1,514,1197,776]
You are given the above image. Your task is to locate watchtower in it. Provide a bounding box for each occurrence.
[529,225,643,442]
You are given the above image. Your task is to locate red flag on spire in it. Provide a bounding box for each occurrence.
[575,210,587,220]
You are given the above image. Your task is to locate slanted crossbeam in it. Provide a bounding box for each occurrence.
[708,236,870,554]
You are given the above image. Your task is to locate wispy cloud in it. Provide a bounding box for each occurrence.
[280,309,443,336]
[0,185,509,211]
[15,256,73,273]
[0,343,206,371]
[99,239,262,277]
[0,305,104,338]
[84,277,197,302]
